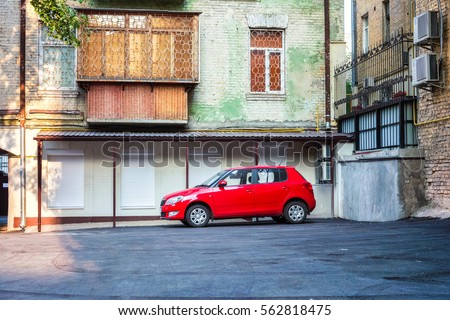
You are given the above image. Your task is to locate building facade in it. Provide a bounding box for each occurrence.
[334,0,449,221]
[414,0,450,211]
[333,0,426,221]
[0,0,348,231]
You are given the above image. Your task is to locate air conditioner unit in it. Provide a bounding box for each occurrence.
[363,77,375,88]
[412,53,439,87]
[414,11,439,45]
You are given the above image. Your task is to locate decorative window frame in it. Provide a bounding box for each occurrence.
[38,23,78,96]
[246,14,288,100]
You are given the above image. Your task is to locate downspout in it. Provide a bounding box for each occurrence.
[351,0,357,87]
[324,1,333,218]
[185,142,189,189]
[324,0,331,130]
[37,140,42,232]
[19,0,27,230]
[113,154,116,228]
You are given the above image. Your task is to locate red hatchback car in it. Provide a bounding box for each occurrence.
[161,166,316,227]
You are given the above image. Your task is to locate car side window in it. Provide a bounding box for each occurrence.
[257,168,287,183]
[223,169,252,186]
[279,169,288,182]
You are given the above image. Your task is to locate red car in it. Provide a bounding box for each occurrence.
[160,166,316,227]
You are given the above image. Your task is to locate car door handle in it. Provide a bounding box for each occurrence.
[282,186,289,190]
[246,189,252,193]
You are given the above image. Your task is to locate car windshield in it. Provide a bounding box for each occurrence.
[196,170,229,187]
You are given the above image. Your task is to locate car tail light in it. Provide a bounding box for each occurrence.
[304,182,314,194]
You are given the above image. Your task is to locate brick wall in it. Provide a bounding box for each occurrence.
[0,0,20,111]
[415,0,450,210]
[355,0,411,54]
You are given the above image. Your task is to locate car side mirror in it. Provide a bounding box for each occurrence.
[218,180,227,188]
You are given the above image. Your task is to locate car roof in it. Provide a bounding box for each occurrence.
[227,165,295,170]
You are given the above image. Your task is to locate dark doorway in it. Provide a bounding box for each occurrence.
[0,154,8,217]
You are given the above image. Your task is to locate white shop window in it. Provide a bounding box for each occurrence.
[121,154,155,208]
[47,152,84,208]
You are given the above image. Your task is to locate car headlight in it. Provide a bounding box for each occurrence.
[165,196,184,205]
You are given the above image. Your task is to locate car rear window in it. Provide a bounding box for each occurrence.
[256,168,288,183]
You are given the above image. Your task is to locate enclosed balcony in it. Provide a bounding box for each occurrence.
[76,9,200,124]
[333,30,418,151]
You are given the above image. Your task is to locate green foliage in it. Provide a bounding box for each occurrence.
[30,0,88,47]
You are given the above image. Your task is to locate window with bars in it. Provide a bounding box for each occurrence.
[339,103,418,151]
[380,105,400,148]
[359,111,377,150]
[77,11,199,82]
[250,29,284,94]
[39,25,76,90]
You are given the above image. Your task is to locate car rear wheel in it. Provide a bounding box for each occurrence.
[283,201,308,224]
[185,204,211,227]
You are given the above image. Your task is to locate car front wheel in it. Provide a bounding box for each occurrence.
[283,201,308,224]
[185,204,211,227]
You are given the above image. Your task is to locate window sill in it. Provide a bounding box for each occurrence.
[246,93,286,101]
[37,89,80,98]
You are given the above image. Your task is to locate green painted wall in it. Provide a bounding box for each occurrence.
[89,0,344,129]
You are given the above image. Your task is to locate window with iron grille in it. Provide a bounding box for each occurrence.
[404,104,418,146]
[380,105,400,148]
[39,25,76,90]
[77,11,199,82]
[359,111,377,150]
[340,103,418,151]
[250,29,284,94]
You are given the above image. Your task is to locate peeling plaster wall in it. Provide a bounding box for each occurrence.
[94,0,345,129]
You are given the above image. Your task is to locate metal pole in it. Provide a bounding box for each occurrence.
[37,140,42,232]
[113,154,116,228]
[185,142,189,189]
[324,0,331,130]
[19,0,26,230]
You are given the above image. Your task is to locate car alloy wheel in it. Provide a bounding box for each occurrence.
[186,204,210,227]
[283,201,308,224]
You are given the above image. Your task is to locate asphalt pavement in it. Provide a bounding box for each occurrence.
[1,218,450,299]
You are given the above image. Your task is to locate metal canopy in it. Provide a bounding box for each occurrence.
[34,130,353,142]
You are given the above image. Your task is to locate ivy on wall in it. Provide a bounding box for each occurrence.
[30,0,89,46]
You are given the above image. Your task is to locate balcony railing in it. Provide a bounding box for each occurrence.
[77,9,200,84]
[334,30,415,118]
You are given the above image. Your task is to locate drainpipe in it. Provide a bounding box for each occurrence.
[19,0,26,230]
[113,154,116,228]
[185,142,189,189]
[37,140,42,232]
[324,0,331,130]
[351,0,357,86]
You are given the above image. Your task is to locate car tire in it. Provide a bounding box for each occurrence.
[181,220,188,226]
[283,201,308,224]
[185,204,211,227]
